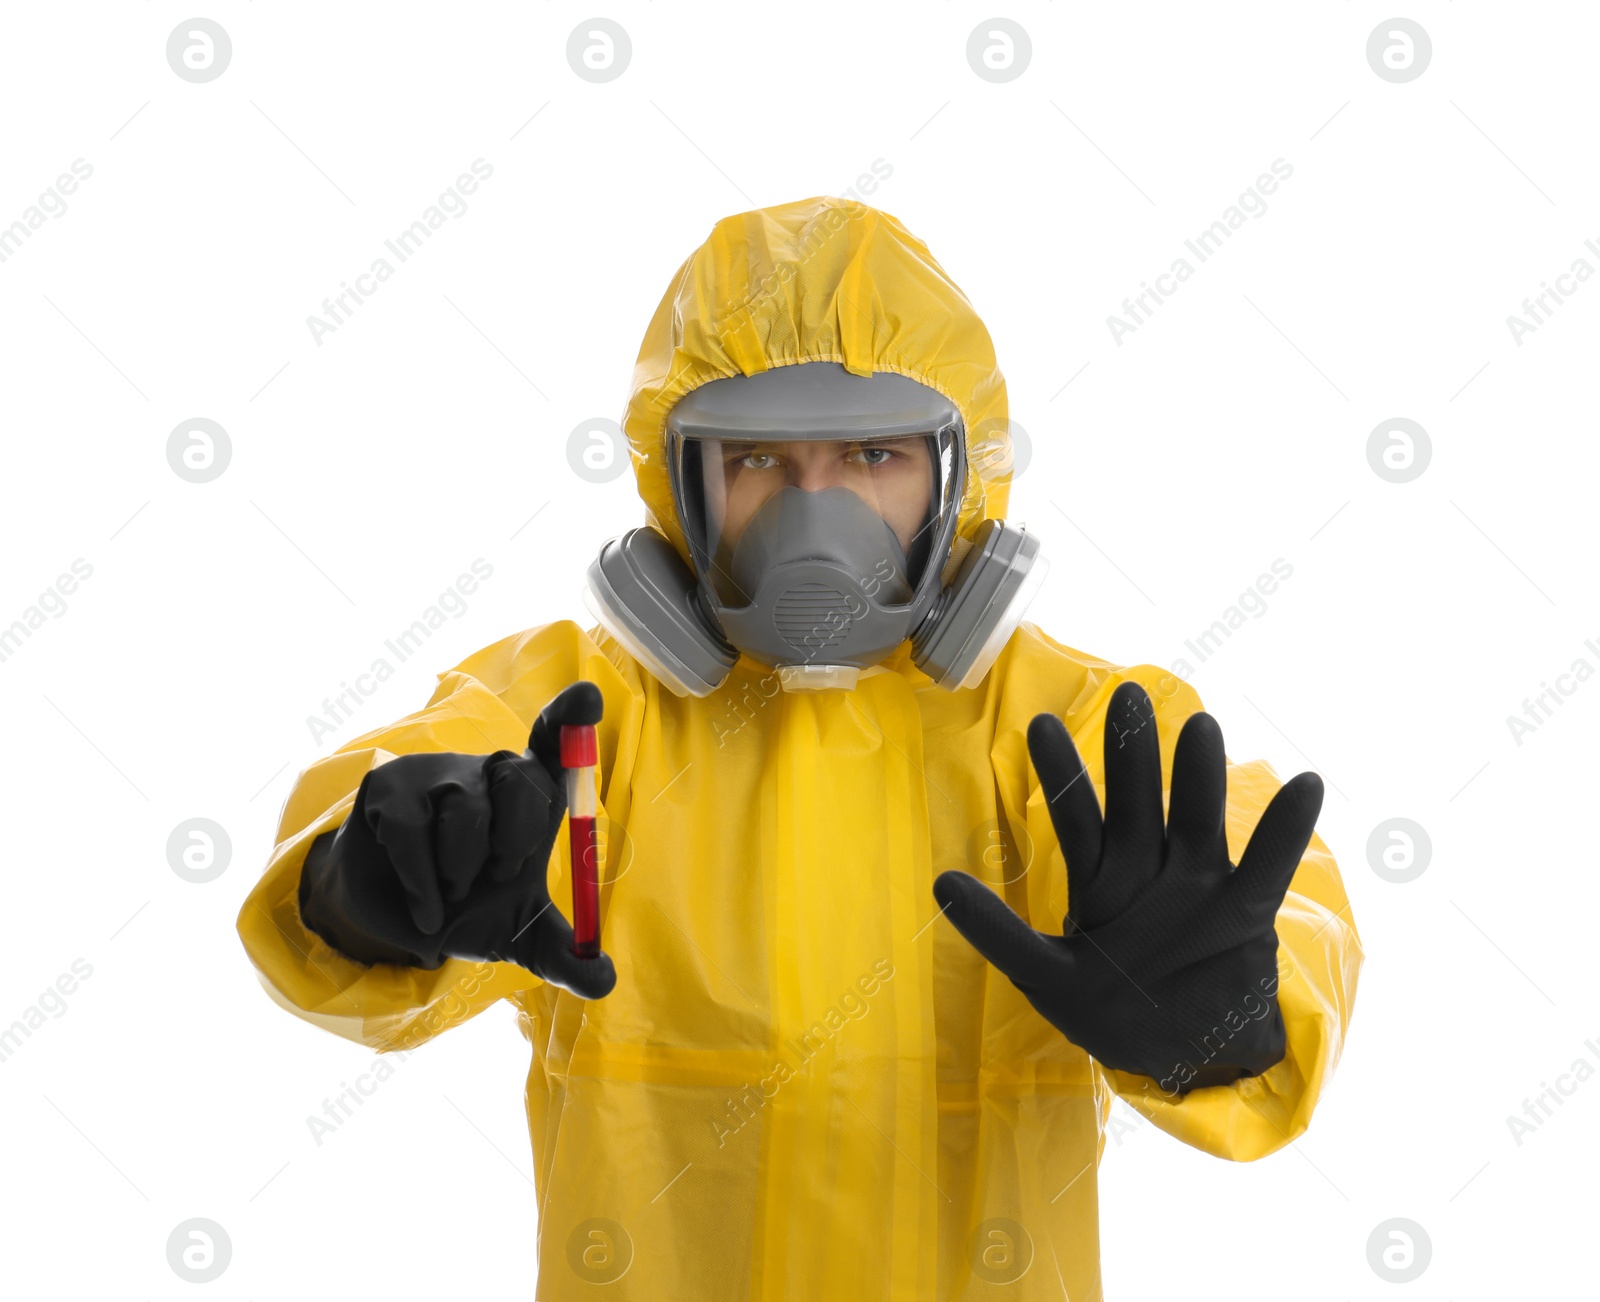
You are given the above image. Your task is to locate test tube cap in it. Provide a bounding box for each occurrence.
[560,723,598,768]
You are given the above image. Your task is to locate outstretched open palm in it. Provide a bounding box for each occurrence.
[935,680,1323,1093]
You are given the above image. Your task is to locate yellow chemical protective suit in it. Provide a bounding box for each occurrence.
[238,197,1363,1300]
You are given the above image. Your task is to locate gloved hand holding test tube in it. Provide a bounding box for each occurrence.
[560,722,601,959]
[292,680,616,999]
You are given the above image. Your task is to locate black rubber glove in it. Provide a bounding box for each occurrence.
[934,681,1323,1094]
[298,680,616,999]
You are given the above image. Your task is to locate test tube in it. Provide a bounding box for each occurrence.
[560,723,601,958]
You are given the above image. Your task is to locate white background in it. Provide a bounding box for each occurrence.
[1,3,1594,1297]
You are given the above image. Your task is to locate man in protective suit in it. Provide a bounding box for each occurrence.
[238,196,1363,1300]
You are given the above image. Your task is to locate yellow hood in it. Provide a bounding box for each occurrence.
[623,196,1010,588]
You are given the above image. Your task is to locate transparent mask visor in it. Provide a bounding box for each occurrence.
[672,427,960,609]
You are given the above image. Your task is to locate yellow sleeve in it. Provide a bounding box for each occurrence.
[1093,666,1365,1159]
[235,620,643,1054]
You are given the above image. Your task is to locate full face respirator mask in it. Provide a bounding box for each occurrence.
[583,363,1047,696]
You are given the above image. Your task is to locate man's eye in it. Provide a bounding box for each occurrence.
[854,448,895,466]
[738,452,779,470]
